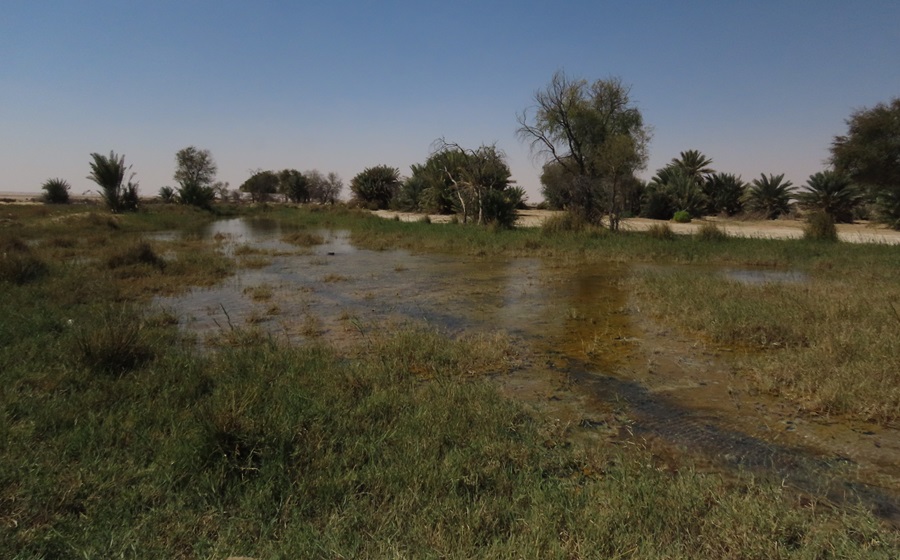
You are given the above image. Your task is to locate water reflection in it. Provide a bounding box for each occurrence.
[153,218,900,523]
[724,268,808,285]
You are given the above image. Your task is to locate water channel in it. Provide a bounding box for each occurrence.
[154,218,900,524]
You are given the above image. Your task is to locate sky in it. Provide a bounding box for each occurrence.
[2,1,899,202]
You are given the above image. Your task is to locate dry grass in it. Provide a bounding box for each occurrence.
[631,268,900,423]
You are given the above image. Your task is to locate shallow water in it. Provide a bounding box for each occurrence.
[155,218,900,523]
[723,268,808,285]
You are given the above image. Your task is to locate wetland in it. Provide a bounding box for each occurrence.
[3,204,899,558]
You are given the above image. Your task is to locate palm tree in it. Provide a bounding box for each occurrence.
[671,149,714,183]
[796,171,861,223]
[744,173,795,219]
[87,151,138,212]
[703,172,746,216]
[41,178,71,204]
[665,169,708,218]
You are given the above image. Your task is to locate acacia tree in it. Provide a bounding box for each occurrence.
[239,170,279,202]
[174,146,217,208]
[517,71,650,229]
[277,169,309,203]
[301,170,342,204]
[831,98,900,229]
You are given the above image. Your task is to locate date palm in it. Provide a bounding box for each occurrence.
[88,151,138,212]
[41,178,71,204]
[744,173,795,219]
[671,149,714,183]
[796,171,861,223]
[703,172,745,216]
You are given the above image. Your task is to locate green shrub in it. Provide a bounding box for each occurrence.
[803,211,839,242]
[672,210,692,223]
[646,223,676,240]
[41,178,71,204]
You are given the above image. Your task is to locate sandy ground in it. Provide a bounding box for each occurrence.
[374,208,900,245]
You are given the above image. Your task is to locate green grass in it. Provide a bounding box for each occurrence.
[262,205,900,422]
[2,203,899,557]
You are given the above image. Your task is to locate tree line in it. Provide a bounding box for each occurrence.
[518,71,900,230]
[39,73,899,230]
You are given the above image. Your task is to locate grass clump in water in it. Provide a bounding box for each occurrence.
[282,231,324,247]
[106,240,166,271]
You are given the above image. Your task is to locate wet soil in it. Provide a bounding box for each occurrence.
[155,218,900,524]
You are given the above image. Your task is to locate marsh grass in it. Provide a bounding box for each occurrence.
[106,240,166,271]
[632,267,900,422]
[74,304,155,375]
[3,314,897,557]
[281,231,324,246]
[0,235,47,284]
[695,221,729,242]
[647,222,676,240]
[243,284,273,301]
[3,203,900,557]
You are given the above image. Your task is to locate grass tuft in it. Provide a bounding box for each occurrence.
[695,222,729,242]
[0,235,48,284]
[106,241,166,271]
[74,305,155,375]
[646,223,676,240]
[282,231,325,246]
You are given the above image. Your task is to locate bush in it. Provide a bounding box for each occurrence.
[41,178,71,204]
[646,223,676,240]
[672,210,692,223]
[177,182,216,209]
[803,211,839,242]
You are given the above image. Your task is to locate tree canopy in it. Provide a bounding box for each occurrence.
[425,140,521,226]
[350,166,401,209]
[517,71,650,228]
[830,97,900,229]
[174,146,218,208]
[240,170,280,202]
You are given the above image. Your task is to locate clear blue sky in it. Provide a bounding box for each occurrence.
[2,1,898,201]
